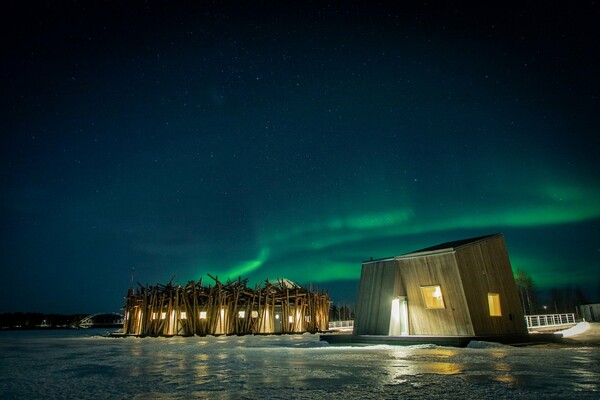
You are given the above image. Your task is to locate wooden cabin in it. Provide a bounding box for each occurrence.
[354,234,527,337]
[122,276,330,336]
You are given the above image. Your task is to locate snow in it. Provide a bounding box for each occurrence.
[557,321,590,337]
[1,329,599,399]
[466,340,512,349]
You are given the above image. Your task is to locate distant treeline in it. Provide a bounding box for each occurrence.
[0,312,88,329]
[330,304,355,321]
[515,269,598,315]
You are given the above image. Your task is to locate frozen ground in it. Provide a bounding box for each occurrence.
[1,325,599,399]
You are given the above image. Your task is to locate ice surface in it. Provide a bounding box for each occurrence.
[1,329,599,399]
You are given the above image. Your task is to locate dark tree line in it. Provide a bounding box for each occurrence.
[515,269,538,315]
[329,303,355,321]
[514,269,595,315]
[0,312,87,329]
[547,285,590,314]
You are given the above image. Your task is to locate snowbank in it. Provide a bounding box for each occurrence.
[555,321,590,337]
[466,340,511,349]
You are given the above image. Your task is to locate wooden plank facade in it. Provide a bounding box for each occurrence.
[123,276,330,336]
[354,234,527,337]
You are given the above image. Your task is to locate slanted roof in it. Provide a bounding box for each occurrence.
[400,233,501,257]
[362,233,503,264]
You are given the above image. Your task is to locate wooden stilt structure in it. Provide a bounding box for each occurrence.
[122,276,330,336]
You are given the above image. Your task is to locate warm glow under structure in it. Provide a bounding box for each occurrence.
[122,276,330,336]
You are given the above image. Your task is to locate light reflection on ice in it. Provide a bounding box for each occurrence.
[0,330,599,399]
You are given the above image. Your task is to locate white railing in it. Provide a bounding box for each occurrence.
[525,313,576,329]
[328,320,354,330]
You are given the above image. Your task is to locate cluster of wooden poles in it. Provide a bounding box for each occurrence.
[122,275,331,336]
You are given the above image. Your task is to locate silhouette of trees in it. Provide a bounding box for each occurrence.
[547,284,590,313]
[329,303,355,321]
[515,269,538,314]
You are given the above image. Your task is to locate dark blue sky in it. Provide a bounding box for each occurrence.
[2,2,599,313]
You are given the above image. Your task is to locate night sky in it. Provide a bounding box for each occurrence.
[2,2,599,314]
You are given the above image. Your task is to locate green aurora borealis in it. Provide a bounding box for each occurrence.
[1,3,599,313]
[219,179,599,287]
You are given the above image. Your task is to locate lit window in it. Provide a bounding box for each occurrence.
[161,312,167,320]
[238,310,246,318]
[488,293,502,316]
[275,314,280,320]
[180,311,187,319]
[305,315,311,322]
[199,311,207,319]
[288,316,293,323]
[152,312,157,320]
[421,285,445,309]
[251,311,258,318]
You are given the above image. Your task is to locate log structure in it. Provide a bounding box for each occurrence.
[122,275,330,336]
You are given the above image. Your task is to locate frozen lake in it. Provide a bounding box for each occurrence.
[1,329,599,399]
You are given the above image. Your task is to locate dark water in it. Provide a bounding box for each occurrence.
[1,330,598,399]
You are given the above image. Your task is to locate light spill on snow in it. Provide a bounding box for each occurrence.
[0,329,599,399]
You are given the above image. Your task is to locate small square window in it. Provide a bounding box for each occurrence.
[251,311,258,318]
[488,293,502,317]
[420,285,445,309]
[180,311,187,319]
[238,310,246,318]
[199,311,207,319]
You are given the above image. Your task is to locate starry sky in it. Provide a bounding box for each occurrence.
[1,2,599,314]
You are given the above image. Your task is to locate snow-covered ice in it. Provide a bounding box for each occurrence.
[1,328,599,399]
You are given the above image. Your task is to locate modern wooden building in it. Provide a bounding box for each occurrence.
[122,276,330,336]
[353,234,527,337]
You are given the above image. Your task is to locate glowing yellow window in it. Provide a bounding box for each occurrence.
[238,310,246,318]
[488,293,502,316]
[180,311,187,319]
[420,285,445,309]
[151,312,157,320]
[161,312,167,320]
[251,311,258,318]
[199,311,207,319]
